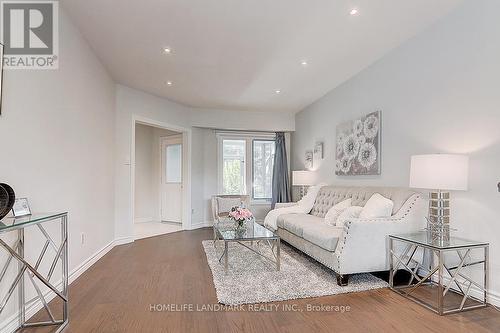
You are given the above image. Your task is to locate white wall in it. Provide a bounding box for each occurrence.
[201,129,219,222]
[0,9,116,326]
[134,124,154,221]
[191,108,295,132]
[292,0,500,303]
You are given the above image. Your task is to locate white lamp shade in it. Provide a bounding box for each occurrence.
[409,154,469,191]
[292,170,315,186]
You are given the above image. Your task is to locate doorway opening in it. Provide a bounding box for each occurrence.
[133,122,184,240]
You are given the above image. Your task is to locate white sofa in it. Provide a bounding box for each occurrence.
[275,186,426,286]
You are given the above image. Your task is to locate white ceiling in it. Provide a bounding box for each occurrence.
[63,0,462,113]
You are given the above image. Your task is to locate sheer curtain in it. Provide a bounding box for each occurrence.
[271,132,291,209]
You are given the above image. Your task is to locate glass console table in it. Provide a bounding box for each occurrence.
[389,231,488,315]
[0,213,68,332]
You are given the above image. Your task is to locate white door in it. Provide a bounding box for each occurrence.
[160,135,183,223]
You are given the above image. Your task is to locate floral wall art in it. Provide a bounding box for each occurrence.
[335,111,381,176]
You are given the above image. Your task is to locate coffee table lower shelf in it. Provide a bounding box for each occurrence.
[213,219,280,274]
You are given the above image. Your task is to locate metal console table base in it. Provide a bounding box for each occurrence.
[389,233,488,315]
[0,213,69,332]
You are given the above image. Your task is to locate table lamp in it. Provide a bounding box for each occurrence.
[409,154,469,238]
[292,171,315,200]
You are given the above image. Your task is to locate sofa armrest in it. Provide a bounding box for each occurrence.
[334,194,426,275]
[334,218,424,275]
[275,202,297,209]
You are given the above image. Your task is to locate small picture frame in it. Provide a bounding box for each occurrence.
[12,198,32,217]
[305,150,313,169]
[314,142,324,160]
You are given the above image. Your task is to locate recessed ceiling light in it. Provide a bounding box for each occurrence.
[350,8,359,16]
[163,47,172,54]
[166,81,173,86]
[301,61,308,66]
[275,90,281,94]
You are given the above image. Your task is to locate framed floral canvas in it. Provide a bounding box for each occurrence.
[335,111,381,175]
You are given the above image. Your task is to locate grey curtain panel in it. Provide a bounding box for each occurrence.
[271,132,291,209]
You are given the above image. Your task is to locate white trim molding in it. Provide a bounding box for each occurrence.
[187,221,213,230]
[134,217,154,224]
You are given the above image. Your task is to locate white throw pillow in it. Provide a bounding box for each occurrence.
[336,206,363,227]
[359,193,394,219]
[324,198,352,226]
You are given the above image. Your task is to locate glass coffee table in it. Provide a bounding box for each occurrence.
[213,218,280,273]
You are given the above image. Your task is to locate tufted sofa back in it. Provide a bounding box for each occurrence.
[309,186,419,218]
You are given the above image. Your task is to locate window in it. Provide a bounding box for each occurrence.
[218,133,276,202]
[165,144,182,183]
[222,139,246,194]
[252,140,275,199]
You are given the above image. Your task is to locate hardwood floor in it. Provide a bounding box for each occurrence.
[22,228,500,333]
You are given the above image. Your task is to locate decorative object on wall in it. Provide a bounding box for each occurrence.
[335,111,381,176]
[305,150,313,169]
[12,198,31,217]
[0,183,15,220]
[314,142,324,160]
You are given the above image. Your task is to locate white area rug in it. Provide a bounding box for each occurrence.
[202,240,388,305]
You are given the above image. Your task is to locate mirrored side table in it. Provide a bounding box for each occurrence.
[389,231,488,315]
[0,213,68,332]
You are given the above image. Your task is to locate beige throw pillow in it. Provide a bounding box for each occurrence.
[336,206,363,227]
[359,193,394,219]
[324,198,352,226]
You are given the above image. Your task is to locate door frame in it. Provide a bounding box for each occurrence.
[159,134,183,223]
[131,115,192,231]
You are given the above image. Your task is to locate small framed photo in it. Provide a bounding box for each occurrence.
[12,198,32,217]
[314,142,324,159]
[305,150,313,169]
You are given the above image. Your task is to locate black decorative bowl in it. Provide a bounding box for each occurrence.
[0,183,15,220]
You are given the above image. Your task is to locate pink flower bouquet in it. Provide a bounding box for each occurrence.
[229,207,253,228]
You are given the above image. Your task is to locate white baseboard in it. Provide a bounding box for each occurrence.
[114,236,135,246]
[187,221,213,230]
[134,217,153,224]
[0,236,134,333]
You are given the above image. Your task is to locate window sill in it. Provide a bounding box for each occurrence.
[250,200,272,206]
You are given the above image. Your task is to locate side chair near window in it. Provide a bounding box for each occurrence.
[211,195,250,223]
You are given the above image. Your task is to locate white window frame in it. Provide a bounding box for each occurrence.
[217,131,276,204]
